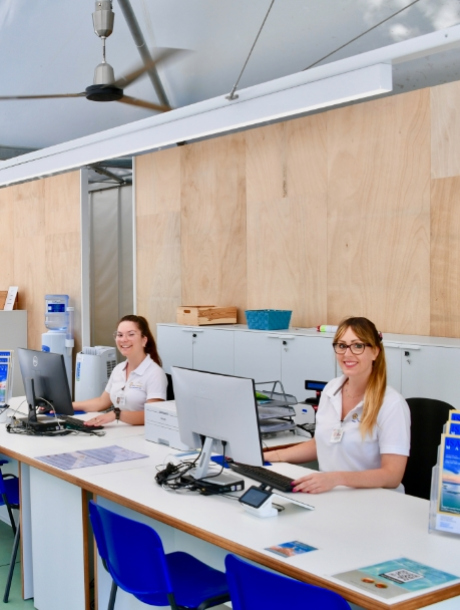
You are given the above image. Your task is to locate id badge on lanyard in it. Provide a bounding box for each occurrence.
[330,425,344,443]
[115,386,126,408]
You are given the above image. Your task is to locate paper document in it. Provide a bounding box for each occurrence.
[37,444,148,470]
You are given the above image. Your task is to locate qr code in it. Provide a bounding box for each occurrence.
[380,569,423,584]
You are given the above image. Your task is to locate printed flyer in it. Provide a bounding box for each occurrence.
[334,558,458,599]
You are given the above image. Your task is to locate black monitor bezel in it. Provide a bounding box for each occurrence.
[18,348,74,419]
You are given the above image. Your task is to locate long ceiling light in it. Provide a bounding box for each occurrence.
[0,63,391,187]
[2,21,460,187]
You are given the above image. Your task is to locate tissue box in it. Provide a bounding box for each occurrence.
[176,306,237,326]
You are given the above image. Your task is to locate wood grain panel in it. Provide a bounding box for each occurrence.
[136,211,181,325]
[136,147,181,216]
[431,176,460,337]
[327,90,431,334]
[0,190,15,293]
[180,134,247,320]
[44,173,81,234]
[246,123,285,203]
[286,114,328,197]
[5,171,82,351]
[135,151,182,331]
[431,81,460,179]
[246,114,328,328]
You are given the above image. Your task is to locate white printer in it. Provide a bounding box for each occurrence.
[145,400,189,451]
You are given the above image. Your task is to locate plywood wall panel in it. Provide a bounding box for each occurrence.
[431,81,460,179]
[136,148,181,216]
[44,173,81,234]
[327,91,431,334]
[180,134,247,319]
[1,171,82,351]
[431,177,460,336]
[246,114,328,328]
[0,193,15,292]
[246,123,285,203]
[286,114,328,197]
[135,149,182,331]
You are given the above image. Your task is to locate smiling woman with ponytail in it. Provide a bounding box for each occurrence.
[264,317,411,494]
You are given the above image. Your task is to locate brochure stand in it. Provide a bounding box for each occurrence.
[429,435,460,538]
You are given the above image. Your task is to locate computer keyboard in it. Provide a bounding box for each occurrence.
[229,463,295,492]
[58,416,104,431]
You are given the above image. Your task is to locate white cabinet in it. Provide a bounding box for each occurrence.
[384,341,460,408]
[158,324,460,410]
[157,324,234,375]
[234,330,336,402]
[0,310,28,396]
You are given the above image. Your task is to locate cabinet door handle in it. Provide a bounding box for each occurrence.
[181,329,204,333]
[398,344,420,350]
[267,335,295,340]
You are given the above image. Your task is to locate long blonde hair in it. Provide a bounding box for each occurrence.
[334,317,386,437]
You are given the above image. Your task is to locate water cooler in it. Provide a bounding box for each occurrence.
[42,294,74,392]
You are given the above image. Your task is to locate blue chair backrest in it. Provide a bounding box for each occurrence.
[0,471,5,497]
[225,555,350,610]
[88,501,173,604]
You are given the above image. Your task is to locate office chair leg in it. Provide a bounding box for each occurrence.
[1,493,17,536]
[3,523,20,603]
[107,580,118,610]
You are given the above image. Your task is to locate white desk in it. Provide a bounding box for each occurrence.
[1,402,460,610]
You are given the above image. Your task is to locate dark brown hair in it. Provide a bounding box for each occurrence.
[334,317,386,437]
[118,315,162,367]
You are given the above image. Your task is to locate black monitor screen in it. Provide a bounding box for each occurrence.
[18,348,74,418]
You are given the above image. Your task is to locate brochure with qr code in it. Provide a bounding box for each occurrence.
[333,558,459,599]
[265,540,317,558]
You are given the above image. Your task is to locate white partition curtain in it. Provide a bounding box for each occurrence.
[89,185,133,352]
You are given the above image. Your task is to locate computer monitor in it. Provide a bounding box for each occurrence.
[18,348,74,422]
[171,366,264,479]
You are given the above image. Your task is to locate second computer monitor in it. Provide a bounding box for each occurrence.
[18,348,74,418]
[172,366,264,478]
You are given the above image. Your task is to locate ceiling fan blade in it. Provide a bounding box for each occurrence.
[111,48,186,90]
[0,92,86,100]
[117,95,171,113]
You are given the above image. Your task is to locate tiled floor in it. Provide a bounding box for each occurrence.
[0,519,34,608]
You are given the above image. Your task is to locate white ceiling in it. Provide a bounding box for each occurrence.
[0,0,459,157]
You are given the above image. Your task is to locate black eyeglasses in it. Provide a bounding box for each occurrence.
[333,342,371,355]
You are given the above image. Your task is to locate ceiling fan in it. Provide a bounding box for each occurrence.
[0,1,181,113]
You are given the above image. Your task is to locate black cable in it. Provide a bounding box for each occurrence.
[304,0,423,71]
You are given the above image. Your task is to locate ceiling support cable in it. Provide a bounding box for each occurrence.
[116,0,170,107]
[304,0,422,70]
[226,0,276,100]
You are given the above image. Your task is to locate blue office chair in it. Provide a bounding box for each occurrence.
[88,500,230,610]
[225,554,350,610]
[0,459,20,604]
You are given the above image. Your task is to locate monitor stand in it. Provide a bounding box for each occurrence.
[187,436,244,493]
[20,378,63,433]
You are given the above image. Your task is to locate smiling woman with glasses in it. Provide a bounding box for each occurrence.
[73,315,167,426]
[264,316,410,494]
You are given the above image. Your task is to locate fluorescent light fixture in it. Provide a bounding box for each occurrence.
[2,22,460,186]
[0,63,391,187]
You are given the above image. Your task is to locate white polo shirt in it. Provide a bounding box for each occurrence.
[105,355,167,412]
[315,376,411,474]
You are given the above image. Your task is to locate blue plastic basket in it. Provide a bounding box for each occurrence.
[245,309,292,330]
